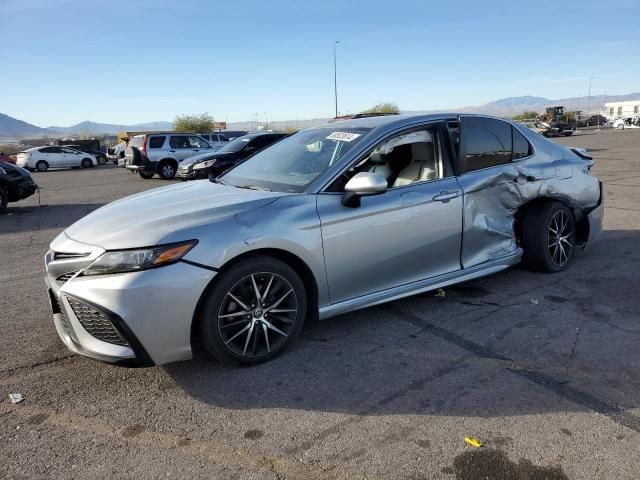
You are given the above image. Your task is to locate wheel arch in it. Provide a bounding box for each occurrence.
[514,196,588,246]
[189,247,320,350]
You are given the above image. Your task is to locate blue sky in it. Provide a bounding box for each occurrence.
[1,0,639,126]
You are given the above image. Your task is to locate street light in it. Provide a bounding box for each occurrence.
[333,40,340,118]
[586,76,595,121]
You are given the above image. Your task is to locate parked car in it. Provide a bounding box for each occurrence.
[44,114,603,367]
[0,160,38,213]
[63,144,107,165]
[543,122,574,137]
[177,132,288,180]
[16,146,97,171]
[522,121,549,135]
[107,142,127,164]
[577,115,607,128]
[613,117,640,130]
[199,133,229,151]
[124,133,212,179]
[0,152,16,164]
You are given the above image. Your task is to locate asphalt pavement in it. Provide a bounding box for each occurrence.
[1,129,640,479]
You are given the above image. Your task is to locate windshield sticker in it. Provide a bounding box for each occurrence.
[326,132,361,142]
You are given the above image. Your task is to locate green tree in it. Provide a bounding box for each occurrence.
[173,113,215,133]
[360,103,399,114]
[512,111,539,121]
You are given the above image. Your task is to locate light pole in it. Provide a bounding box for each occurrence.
[586,76,595,122]
[333,40,340,118]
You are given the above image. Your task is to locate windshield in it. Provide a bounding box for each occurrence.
[216,135,253,154]
[220,127,371,192]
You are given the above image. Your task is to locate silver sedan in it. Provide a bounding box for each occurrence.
[44,114,603,366]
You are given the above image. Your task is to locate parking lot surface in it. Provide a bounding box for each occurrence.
[1,129,640,479]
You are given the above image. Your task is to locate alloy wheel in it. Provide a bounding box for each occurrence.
[162,164,175,178]
[217,272,298,358]
[548,210,573,267]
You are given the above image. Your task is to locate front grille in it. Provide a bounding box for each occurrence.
[66,296,129,347]
[55,271,77,285]
[54,295,78,342]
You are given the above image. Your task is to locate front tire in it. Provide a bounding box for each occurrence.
[81,158,93,168]
[521,202,576,273]
[198,256,307,365]
[617,123,624,130]
[97,156,106,165]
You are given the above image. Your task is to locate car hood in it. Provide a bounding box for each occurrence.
[63,181,285,250]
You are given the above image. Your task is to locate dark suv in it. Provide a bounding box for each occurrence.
[177,132,288,180]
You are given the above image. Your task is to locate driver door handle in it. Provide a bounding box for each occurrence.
[432,191,460,202]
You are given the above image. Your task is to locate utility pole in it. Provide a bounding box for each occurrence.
[333,40,340,117]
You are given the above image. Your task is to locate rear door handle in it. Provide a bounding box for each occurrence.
[432,191,460,202]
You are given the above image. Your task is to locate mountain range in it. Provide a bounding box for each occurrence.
[2,92,639,140]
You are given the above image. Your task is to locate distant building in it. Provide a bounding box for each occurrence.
[605,100,640,120]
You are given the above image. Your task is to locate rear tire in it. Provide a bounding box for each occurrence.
[617,123,624,130]
[0,187,8,214]
[81,158,93,168]
[139,171,154,179]
[158,161,177,180]
[521,202,576,273]
[198,256,307,365]
[36,161,49,172]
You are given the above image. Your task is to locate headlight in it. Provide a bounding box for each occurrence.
[193,159,216,170]
[83,240,197,276]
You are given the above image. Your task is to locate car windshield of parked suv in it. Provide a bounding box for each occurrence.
[220,127,371,192]
[216,135,253,154]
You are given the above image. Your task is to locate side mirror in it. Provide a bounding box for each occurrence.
[342,172,387,207]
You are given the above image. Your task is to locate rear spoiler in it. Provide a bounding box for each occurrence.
[570,147,593,160]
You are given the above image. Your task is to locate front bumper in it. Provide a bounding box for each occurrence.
[45,238,217,366]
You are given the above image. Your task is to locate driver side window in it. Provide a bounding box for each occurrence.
[327,127,444,192]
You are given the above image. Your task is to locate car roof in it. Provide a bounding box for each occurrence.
[312,113,460,130]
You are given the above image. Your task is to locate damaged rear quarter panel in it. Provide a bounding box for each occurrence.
[456,127,601,269]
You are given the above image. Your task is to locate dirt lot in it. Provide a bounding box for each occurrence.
[1,129,640,479]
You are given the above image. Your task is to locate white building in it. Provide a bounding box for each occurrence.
[604,100,640,120]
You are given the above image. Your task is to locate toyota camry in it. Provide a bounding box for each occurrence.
[45,114,603,367]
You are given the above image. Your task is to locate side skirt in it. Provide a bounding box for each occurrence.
[318,249,523,320]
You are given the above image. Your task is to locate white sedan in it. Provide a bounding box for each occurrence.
[16,146,97,172]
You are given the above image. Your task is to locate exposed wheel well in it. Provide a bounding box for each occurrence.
[514,197,588,246]
[159,158,178,166]
[190,248,320,351]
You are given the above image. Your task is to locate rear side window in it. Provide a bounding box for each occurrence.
[169,136,189,148]
[461,117,512,172]
[40,147,59,153]
[512,127,532,160]
[148,136,165,149]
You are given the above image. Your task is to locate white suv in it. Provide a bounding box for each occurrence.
[124,133,212,179]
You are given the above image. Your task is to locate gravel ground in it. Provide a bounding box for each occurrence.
[1,129,639,479]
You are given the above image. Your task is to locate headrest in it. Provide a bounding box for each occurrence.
[411,142,434,163]
[369,151,387,165]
